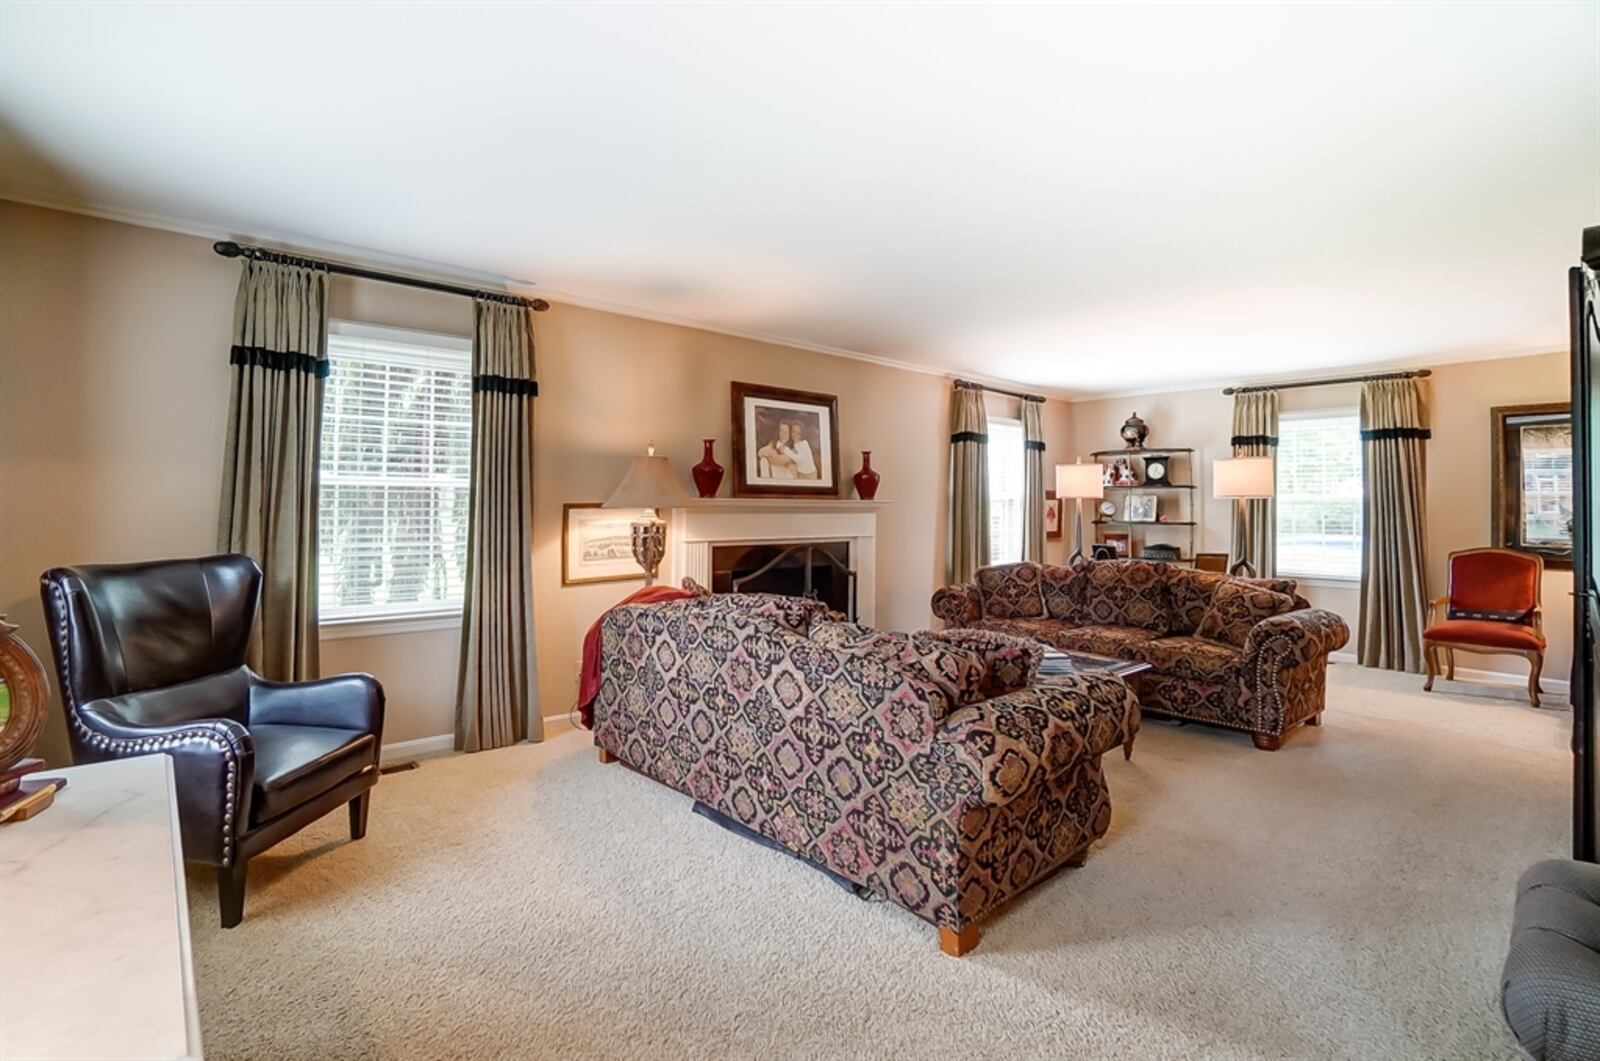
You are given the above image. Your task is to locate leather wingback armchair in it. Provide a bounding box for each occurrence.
[40,555,384,927]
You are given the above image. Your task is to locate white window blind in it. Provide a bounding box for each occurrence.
[319,323,473,622]
[987,417,1025,565]
[1275,411,1363,580]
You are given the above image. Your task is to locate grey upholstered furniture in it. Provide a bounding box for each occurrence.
[1502,859,1600,1060]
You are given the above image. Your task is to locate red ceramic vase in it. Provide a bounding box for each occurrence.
[692,438,724,498]
[852,451,880,500]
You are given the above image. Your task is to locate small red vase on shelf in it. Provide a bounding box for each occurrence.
[692,438,724,498]
[852,451,880,500]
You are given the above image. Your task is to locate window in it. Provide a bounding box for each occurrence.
[987,417,1025,565]
[1275,411,1363,580]
[319,322,472,622]
[1493,403,1572,568]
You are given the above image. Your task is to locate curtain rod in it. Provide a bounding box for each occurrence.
[212,240,549,311]
[953,378,1046,403]
[1222,367,1431,396]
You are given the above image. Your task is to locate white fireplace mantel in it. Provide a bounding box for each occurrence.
[667,499,888,625]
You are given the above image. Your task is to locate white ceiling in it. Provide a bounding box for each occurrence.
[2,2,1595,397]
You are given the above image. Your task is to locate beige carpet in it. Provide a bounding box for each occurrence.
[189,664,1570,1060]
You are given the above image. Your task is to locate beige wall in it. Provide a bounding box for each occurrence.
[0,201,1074,763]
[1067,352,1575,682]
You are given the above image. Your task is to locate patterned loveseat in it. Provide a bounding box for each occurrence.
[933,560,1350,751]
[591,592,1140,956]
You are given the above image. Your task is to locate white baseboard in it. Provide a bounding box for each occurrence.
[380,714,579,763]
[1329,651,1568,694]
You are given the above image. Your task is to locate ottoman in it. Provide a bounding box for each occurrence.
[1502,859,1600,1060]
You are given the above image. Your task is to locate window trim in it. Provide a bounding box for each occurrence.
[1274,407,1364,583]
[318,319,474,628]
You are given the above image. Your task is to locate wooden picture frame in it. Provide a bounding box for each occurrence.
[731,382,842,497]
[1044,489,1063,540]
[1491,402,1573,570]
[1103,531,1131,557]
[562,503,644,586]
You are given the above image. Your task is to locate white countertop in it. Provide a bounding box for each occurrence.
[0,754,202,1060]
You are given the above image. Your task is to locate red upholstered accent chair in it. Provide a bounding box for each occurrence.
[1423,547,1546,706]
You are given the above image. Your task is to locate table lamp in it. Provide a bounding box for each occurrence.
[1212,456,1275,577]
[603,443,692,585]
[1054,459,1105,567]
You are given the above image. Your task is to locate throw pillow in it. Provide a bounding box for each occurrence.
[1167,570,1298,634]
[1196,580,1299,649]
[811,621,986,717]
[975,562,1046,619]
[922,627,1045,698]
[1081,559,1171,632]
[1039,564,1087,622]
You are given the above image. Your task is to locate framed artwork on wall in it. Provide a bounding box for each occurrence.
[562,503,644,585]
[731,382,841,497]
[1491,401,1573,569]
[1044,489,1063,539]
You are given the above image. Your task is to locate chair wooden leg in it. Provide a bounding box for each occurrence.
[1252,732,1284,751]
[1423,642,1437,692]
[939,923,981,957]
[1446,648,1456,681]
[1529,651,1544,708]
[218,861,248,929]
[598,747,618,765]
[349,790,371,841]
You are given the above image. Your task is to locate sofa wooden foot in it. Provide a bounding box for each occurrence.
[939,924,981,957]
[1305,713,1323,727]
[1123,735,1135,760]
[597,747,618,764]
[1252,732,1284,751]
[1065,848,1089,868]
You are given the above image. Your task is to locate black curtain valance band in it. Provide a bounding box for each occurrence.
[230,345,330,378]
[473,374,539,397]
[1361,427,1432,441]
[1230,433,1278,447]
[1024,439,1046,452]
[951,430,988,445]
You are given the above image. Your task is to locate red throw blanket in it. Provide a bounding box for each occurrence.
[576,585,696,729]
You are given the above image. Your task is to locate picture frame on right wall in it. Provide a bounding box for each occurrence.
[1491,401,1573,569]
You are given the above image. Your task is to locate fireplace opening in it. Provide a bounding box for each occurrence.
[711,540,855,620]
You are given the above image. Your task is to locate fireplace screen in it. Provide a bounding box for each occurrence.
[710,540,855,620]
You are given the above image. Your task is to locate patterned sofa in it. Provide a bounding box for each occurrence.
[932,560,1350,751]
[591,592,1140,956]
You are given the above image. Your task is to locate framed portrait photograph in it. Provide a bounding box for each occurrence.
[731,382,841,497]
[1044,489,1063,540]
[1103,531,1131,556]
[562,503,643,585]
[1124,494,1158,522]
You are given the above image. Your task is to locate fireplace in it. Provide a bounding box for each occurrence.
[711,540,855,620]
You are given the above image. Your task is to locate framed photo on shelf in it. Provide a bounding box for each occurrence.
[1044,489,1063,539]
[1124,494,1158,522]
[562,503,643,586]
[731,382,841,497]
[1091,543,1120,561]
[1103,531,1131,557]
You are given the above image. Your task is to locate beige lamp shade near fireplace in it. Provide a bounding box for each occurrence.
[604,444,692,586]
[1212,456,1276,499]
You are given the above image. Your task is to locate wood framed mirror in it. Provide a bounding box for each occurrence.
[1492,402,1574,570]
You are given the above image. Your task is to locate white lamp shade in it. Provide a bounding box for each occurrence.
[603,453,692,511]
[1212,456,1275,499]
[1055,461,1105,500]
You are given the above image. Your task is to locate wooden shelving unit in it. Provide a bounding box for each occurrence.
[1090,447,1200,563]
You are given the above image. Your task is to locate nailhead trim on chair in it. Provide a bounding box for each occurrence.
[46,578,242,866]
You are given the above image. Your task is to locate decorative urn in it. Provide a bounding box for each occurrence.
[691,439,724,498]
[1120,412,1149,449]
[852,452,880,500]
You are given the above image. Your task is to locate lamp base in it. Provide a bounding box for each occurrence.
[631,520,667,586]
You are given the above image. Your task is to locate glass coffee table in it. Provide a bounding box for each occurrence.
[1035,648,1149,759]
[1036,647,1151,681]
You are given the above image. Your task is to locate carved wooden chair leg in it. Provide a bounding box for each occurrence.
[1446,647,1456,681]
[1423,642,1437,692]
[939,923,981,957]
[1529,652,1544,708]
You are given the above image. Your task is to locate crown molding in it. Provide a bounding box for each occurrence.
[0,188,1076,403]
